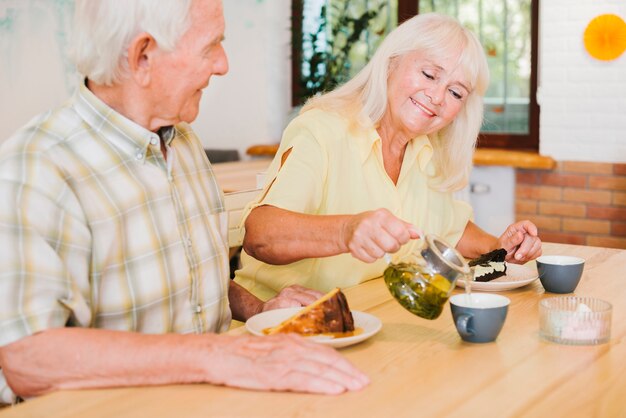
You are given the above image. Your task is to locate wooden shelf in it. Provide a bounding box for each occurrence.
[473,148,555,170]
[247,144,556,171]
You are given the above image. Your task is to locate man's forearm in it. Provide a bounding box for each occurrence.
[0,328,220,398]
[228,280,263,322]
[0,326,369,397]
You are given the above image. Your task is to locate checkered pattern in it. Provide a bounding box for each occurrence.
[0,83,231,403]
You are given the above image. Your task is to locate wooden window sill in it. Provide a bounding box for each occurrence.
[247,145,555,170]
[473,149,555,170]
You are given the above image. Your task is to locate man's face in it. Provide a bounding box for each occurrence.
[151,0,228,125]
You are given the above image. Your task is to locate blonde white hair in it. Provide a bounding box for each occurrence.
[303,13,490,192]
[70,0,193,86]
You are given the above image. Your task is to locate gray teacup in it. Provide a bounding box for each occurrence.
[537,255,585,294]
[450,293,510,343]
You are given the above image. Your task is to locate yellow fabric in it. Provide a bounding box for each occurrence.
[235,109,472,300]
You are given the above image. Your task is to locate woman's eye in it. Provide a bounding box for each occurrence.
[421,70,435,80]
[449,89,463,100]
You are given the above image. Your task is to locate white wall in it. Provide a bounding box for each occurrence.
[194,0,292,158]
[538,0,626,163]
[2,1,625,164]
[0,0,292,160]
[0,0,76,142]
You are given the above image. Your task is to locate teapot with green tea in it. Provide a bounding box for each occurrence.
[383,235,470,320]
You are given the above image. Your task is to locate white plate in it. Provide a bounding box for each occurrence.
[456,263,539,292]
[245,308,382,348]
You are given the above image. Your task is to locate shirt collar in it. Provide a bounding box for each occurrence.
[358,125,433,171]
[157,126,176,146]
[72,81,173,161]
[405,134,433,172]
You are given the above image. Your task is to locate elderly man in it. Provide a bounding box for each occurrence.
[0,0,368,404]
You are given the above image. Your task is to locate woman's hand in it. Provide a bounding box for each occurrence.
[498,220,542,264]
[341,209,422,263]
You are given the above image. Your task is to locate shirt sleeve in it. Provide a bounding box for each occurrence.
[442,197,473,247]
[0,150,92,348]
[247,120,326,215]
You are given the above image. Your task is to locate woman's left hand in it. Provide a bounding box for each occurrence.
[498,220,542,264]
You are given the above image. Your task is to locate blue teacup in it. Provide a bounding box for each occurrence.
[537,255,585,294]
[450,293,510,343]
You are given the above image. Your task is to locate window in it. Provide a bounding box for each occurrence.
[410,0,539,151]
[292,0,539,150]
[292,0,397,105]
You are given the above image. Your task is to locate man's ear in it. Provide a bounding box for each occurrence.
[126,32,158,87]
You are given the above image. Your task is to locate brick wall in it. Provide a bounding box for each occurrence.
[516,161,626,249]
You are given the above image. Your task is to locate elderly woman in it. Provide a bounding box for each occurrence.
[235,13,541,300]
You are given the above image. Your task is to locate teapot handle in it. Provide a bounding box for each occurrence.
[382,229,425,264]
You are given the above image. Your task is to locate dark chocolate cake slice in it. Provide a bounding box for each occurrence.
[469,248,508,282]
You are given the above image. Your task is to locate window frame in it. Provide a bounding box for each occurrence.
[291,0,539,151]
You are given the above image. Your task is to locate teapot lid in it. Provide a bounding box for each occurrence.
[421,234,470,276]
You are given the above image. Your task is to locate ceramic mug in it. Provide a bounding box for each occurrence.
[536,255,585,294]
[450,293,510,343]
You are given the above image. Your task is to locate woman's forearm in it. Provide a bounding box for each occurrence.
[242,205,350,264]
[455,221,499,259]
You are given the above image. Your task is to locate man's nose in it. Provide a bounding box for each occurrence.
[213,44,229,76]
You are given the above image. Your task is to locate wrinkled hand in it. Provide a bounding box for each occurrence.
[342,209,422,263]
[498,220,542,264]
[261,285,324,312]
[213,333,369,394]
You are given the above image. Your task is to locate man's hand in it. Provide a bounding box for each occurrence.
[341,209,422,263]
[261,285,324,312]
[0,328,368,399]
[210,333,369,394]
[498,220,542,264]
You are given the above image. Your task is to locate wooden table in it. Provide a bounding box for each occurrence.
[2,242,624,417]
[212,159,271,193]
[211,159,272,247]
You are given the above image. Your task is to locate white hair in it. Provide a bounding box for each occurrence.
[70,0,193,86]
[303,13,490,192]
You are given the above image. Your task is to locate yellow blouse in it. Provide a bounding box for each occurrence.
[234,109,472,300]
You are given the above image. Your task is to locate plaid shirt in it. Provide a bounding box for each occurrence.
[0,83,232,403]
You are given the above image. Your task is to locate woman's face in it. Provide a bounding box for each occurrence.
[382,50,470,140]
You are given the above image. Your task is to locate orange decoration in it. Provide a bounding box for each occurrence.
[583,14,626,61]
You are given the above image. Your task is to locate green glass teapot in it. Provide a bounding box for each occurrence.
[383,235,471,320]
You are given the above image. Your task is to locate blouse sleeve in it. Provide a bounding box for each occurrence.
[442,198,473,247]
[245,120,327,216]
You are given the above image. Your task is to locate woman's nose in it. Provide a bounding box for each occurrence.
[426,84,446,105]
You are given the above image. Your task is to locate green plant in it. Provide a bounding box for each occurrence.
[298,1,388,102]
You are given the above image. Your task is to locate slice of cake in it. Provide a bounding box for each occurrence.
[265,288,355,336]
[469,249,508,282]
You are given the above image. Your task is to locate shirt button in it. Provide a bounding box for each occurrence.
[186,238,193,247]
[150,137,158,146]
[195,305,202,313]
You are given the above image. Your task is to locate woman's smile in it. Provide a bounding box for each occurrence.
[410,97,437,117]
